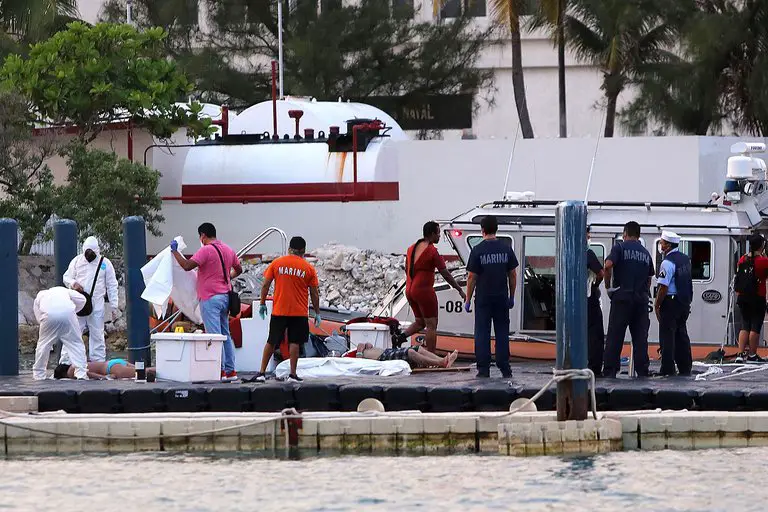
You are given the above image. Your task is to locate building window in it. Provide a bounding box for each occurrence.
[321,0,342,11]
[440,0,486,18]
[655,239,713,281]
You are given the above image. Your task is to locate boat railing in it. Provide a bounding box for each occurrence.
[479,200,726,210]
[236,227,288,258]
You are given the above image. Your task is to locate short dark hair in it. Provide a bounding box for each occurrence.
[749,234,765,253]
[623,221,641,238]
[289,236,306,252]
[422,221,439,238]
[53,364,71,379]
[481,215,498,235]
[198,223,216,238]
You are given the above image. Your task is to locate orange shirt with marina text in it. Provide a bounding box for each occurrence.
[264,254,319,317]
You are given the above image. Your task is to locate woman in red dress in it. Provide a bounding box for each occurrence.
[403,221,466,352]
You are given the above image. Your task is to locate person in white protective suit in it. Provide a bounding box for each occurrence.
[33,287,89,380]
[63,236,119,362]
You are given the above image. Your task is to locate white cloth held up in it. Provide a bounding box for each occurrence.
[141,236,203,324]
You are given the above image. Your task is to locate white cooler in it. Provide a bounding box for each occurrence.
[152,332,226,382]
[346,322,391,349]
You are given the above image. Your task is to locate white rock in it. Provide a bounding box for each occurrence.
[384,269,400,285]
[18,291,36,325]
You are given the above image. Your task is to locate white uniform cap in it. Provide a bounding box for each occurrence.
[661,230,680,244]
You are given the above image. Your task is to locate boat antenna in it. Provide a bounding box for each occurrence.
[583,112,606,203]
[501,122,521,199]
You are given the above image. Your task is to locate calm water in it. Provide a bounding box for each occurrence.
[0,449,763,511]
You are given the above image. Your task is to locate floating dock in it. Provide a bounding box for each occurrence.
[0,363,765,414]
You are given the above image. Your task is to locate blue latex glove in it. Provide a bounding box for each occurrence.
[508,296,515,309]
[259,304,267,319]
[314,313,322,327]
[170,240,178,252]
[464,302,471,313]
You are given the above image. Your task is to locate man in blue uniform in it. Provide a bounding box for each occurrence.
[586,227,605,377]
[603,221,655,378]
[654,231,693,376]
[464,215,519,378]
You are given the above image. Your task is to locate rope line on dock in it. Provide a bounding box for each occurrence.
[505,368,598,420]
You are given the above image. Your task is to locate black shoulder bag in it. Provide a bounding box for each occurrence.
[211,244,241,317]
[77,256,104,317]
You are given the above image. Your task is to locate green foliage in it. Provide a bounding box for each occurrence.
[100,0,495,111]
[0,22,215,142]
[0,91,61,254]
[620,0,768,136]
[57,144,164,255]
[0,0,80,59]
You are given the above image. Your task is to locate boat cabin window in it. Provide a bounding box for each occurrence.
[614,237,647,248]
[654,239,713,281]
[589,243,605,265]
[522,237,556,331]
[467,235,513,250]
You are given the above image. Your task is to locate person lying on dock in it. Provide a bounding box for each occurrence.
[53,360,157,380]
[344,343,459,369]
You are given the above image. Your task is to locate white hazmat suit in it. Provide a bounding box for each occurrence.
[33,287,89,380]
[62,236,119,362]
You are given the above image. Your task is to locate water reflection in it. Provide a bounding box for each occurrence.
[0,449,766,511]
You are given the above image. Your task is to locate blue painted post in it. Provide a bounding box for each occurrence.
[123,216,150,365]
[555,201,588,421]
[53,219,78,286]
[0,219,19,376]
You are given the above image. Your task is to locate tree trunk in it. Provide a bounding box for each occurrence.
[604,92,618,137]
[19,236,33,256]
[557,0,567,138]
[510,19,535,139]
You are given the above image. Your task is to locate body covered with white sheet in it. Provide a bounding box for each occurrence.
[33,287,89,380]
[275,357,411,379]
[141,236,202,324]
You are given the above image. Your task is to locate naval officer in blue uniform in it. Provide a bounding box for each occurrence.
[603,221,655,378]
[654,230,694,376]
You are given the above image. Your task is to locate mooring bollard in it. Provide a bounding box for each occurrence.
[53,219,78,286]
[123,216,150,366]
[0,219,19,376]
[555,201,588,421]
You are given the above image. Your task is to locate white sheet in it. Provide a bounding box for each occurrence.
[140,236,203,324]
[275,357,411,378]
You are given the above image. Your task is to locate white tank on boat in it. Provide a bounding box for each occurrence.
[180,99,406,203]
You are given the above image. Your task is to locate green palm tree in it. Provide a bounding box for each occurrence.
[564,0,681,137]
[434,0,535,138]
[529,0,567,137]
[1,0,78,38]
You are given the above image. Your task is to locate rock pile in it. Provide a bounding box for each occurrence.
[235,243,407,313]
[17,255,128,333]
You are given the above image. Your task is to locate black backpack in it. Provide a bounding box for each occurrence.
[735,256,759,296]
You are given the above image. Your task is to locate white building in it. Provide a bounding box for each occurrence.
[75,0,618,140]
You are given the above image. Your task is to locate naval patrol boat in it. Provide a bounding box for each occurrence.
[359,142,768,361]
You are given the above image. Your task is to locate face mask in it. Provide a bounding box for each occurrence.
[200,239,205,248]
[85,251,96,263]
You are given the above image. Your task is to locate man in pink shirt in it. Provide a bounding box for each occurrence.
[171,222,242,381]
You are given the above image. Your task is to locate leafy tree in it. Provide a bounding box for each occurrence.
[57,144,164,255]
[100,0,495,115]
[0,91,61,254]
[619,0,768,136]
[0,22,215,144]
[563,0,686,137]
